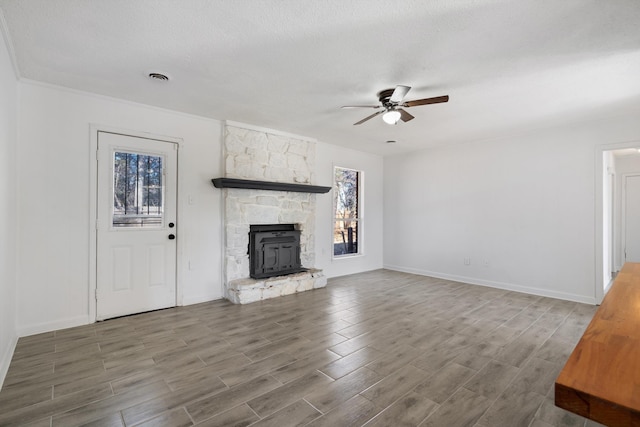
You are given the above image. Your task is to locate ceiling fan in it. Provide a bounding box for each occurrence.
[342,85,449,125]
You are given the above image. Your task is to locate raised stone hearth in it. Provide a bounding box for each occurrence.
[226,269,327,304]
[220,123,327,304]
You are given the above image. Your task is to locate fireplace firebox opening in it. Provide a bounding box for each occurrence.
[249,224,307,279]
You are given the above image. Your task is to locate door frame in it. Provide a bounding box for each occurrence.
[89,124,184,322]
[595,139,640,304]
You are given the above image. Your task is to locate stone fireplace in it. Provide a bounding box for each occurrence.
[218,123,328,304]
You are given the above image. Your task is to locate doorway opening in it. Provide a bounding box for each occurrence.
[598,144,640,303]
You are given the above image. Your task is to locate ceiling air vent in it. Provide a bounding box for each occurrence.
[148,72,169,81]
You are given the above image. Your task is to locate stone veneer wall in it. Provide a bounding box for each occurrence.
[222,124,323,301]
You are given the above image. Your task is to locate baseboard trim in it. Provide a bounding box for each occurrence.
[17,315,91,338]
[383,264,596,305]
[0,334,18,390]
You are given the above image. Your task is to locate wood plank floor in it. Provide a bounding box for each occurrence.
[0,270,605,427]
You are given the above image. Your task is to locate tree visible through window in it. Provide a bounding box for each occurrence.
[334,167,361,256]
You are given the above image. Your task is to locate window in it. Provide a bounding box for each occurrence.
[112,151,164,228]
[333,167,361,256]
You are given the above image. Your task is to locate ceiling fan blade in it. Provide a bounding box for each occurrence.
[403,95,449,107]
[341,105,381,109]
[399,109,414,122]
[354,110,384,125]
[389,85,411,103]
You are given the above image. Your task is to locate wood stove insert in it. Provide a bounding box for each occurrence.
[249,224,307,279]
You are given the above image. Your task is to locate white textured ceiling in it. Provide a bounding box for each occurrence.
[2,0,640,155]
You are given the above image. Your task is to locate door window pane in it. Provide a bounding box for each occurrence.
[113,151,164,228]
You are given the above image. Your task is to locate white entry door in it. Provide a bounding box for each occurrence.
[96,131,178,320]
[624,174,640,263]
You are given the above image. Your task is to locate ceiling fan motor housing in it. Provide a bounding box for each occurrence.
[377,89,396,106]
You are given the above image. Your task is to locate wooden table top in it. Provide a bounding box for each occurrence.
[555,262,640,426]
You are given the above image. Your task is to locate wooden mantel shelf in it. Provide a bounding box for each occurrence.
[211,178,331,194]
[555,262,640,426]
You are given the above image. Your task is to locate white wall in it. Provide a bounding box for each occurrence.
[315,142,384,277]
[384,114,640,304]
[16,82,224,335]
[0,23,18,387]
[13,81,384,337]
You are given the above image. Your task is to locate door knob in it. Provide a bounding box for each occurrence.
[168,234,176,240]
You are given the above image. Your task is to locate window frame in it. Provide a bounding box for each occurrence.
[332,166,363,259]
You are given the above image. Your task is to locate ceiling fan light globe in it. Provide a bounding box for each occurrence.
[382,110,401,125]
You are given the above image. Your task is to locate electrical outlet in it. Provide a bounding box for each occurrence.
[483,260,490,268]
[464,257,471,266]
